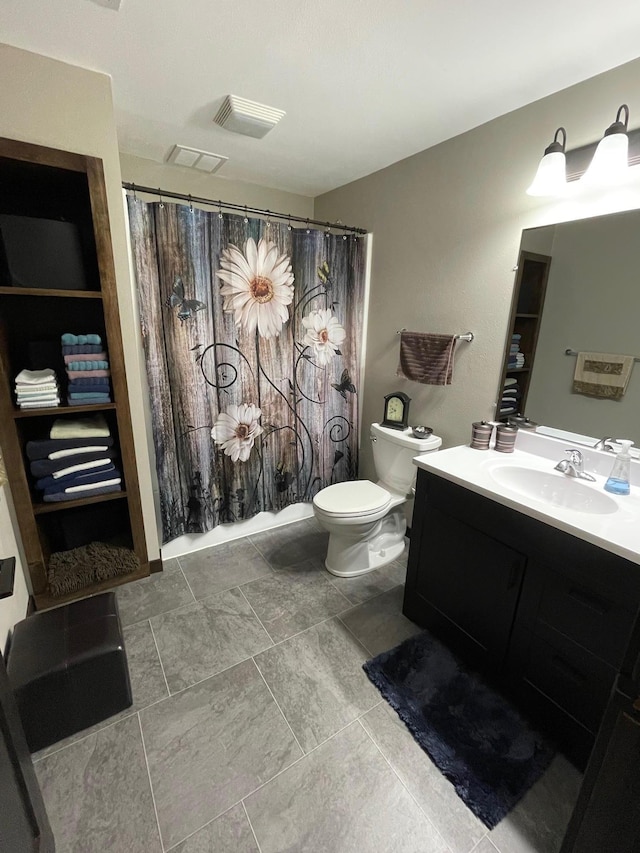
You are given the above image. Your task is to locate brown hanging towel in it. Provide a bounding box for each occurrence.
[397,331,457,385]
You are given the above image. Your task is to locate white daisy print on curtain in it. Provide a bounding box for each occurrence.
[217,237,295,339]
[301,308,346,366]
[211,403,264,462]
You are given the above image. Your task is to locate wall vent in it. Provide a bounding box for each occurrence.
[214,95,285,139]
[167,145,228,174]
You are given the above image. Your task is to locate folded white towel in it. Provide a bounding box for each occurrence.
[15,386,59,397]
[19,398,60,409]
[16,392,59,401]
[50,414,110,440]
[15,368,57,386]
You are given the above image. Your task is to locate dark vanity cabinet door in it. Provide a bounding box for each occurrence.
[561,688,640,853]
[404,470,525,675]
[405,468,640,770]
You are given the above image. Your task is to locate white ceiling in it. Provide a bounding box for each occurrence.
[4,0,640,197]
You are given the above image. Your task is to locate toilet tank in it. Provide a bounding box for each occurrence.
[370,422,441,495]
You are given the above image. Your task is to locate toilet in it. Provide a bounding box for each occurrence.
[313,422,441,577]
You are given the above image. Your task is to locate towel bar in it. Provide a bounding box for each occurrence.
[396,329,474,342]
[565,348,640,363]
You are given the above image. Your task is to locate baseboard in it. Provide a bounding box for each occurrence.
[149,558,163,574]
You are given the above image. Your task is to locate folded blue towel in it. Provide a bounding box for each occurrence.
[68,377,110,388]
[36,464,119,491]
[61,344,104,355]
[61,333,102,346]
[26,436,114,461]
[43,470,122,496]
[511,333,522,340]
[67,360,109,371]
[67,396,112,405]
[42,484,122,502]
[68,391,112,399]
[30,452,113,478]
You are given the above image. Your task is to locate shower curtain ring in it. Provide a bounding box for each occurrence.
[132,183,137,200]
[244,206,249,224]
[305,218,310,235]
[218,200,223,220]
[158,188,164,209]
[266,210,271,228]
[287,214,292,232]
[188,194,193,213]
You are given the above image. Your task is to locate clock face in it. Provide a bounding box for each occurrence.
[386,396,404,421]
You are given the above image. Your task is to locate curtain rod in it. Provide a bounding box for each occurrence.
[122,182,367,235]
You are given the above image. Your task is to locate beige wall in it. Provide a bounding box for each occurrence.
[315,57,640,480]
[0,43,160,563]
[120,153,314,218]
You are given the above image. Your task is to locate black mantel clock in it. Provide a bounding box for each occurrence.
[381,392,411,430]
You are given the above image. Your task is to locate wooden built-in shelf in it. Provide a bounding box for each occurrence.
[33,561,149,611]
[505,367,531,374]
[33,491,128,515]
[0,286,102,299]
[13,402,117,419]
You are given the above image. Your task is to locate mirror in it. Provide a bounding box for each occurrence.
[505,209,640,448]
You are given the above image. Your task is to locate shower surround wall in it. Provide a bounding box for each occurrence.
[128,198,366,546]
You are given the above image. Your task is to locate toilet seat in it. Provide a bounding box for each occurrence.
[313,480,391,518]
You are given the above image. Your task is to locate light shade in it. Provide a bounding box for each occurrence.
[526,127,567,196]
[581,104,630,187]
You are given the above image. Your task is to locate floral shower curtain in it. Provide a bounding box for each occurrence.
[127,197,366,544]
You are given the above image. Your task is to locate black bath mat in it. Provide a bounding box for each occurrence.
[363,630,554,829]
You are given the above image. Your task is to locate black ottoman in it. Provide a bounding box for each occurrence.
[7,592,132,752]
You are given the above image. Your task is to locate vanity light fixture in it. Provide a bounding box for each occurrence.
[526,127,567,196]
[580,104,630,187]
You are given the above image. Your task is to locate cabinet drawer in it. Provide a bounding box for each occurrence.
[536,571,634,668]
[520,625,615,733]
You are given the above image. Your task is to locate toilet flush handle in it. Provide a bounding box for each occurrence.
[371,436,377,442]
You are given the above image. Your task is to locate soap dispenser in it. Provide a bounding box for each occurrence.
[604,439,634,495]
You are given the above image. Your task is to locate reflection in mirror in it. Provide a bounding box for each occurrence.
[503,209,640,448]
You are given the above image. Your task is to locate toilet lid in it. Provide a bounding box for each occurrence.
[313,480,391,516]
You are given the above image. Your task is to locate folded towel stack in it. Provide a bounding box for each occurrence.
[14,368,60,409]
[507,333,525,370]
[28,414,122,503]
[499,376,521,416]
[61,333,112,405]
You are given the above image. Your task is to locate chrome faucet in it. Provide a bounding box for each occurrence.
[593,436,615,452]
[554,449,596,481]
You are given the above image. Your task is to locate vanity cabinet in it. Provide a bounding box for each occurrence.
[404,469,640,768]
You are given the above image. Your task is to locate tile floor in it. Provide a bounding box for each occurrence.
[32,519,582,853]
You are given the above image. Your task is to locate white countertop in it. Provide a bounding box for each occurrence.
[413,431,640,565]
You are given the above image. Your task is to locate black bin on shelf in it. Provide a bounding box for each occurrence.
[6,592,132,752]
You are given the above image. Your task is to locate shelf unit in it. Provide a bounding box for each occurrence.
[0,137,150,609]
[496,250,552,420]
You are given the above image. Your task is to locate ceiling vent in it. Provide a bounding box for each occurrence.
[167,145,228,174]
[88,0,123,9]
[214,95,285,139]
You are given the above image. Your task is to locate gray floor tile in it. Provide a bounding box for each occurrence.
[150,588,272,693]
[328,560,407,605]
[488,754,581,853]
[179,539,273,599]
[33,619,169,759]
[249,519,329,568]
[362,702,487,853]
[244,721,450,853]
[116,558,194,626]
[140,658,302,850]
[170,803,259,853]
[35,714,161,853]
[472,840,501,853]
[241,559,351,642]
[339,584,421,656]
[254,617,380,753]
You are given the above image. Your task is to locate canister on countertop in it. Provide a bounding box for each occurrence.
[471,421,493,450]
[495,424,518,453]
[507,414,538,430]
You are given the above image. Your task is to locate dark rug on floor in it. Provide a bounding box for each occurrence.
[363,630,554,829]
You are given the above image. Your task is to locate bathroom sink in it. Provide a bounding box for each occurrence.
[489,466,618,515]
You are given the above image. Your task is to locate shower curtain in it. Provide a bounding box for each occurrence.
[127,197,366,544]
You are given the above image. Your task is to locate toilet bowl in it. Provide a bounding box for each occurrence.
[313,423,441,577]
